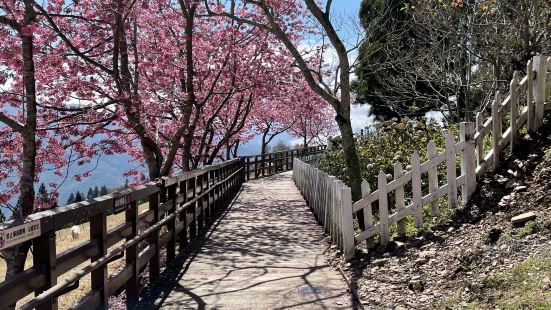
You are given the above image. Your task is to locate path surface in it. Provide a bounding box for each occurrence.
[137,172,353,309]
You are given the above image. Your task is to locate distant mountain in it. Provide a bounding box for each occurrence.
[0,134,294,219]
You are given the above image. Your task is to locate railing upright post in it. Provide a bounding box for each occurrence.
[445,131,458,209]
[246,157,250,181]
[532,55,548,131]
[510,71,520,151]
[179,179,189,251]
[166,183,177,263]
[125,200,139,308]
[527,59,536,132]
[340,186,354,260]
[461,122,477,202]
[197,174,204,232]
[33,231,57,310]
[190,176,197,241]
[492,91,501,170]
[254,156,259,179]
[90,211,108,308]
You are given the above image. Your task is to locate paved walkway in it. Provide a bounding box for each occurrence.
[138,172,353,309]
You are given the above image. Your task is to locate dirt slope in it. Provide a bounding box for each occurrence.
[332,118,551,310]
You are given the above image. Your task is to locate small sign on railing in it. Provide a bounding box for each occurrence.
[113,194,131,214]
[0,220,41,250]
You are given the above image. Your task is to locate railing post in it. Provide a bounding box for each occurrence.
[125,200,139,308]
[492,91,501,170]
[527,59,536,132]
[377,171,390,246]
[178,179,188,251]
[166,183,177,263]
[190,176,197,240]
[197,174,204,232]
[268,153,273,175]
[90,211,108,308]
[461,122,477,203]
[533,55,548,131]
[411,152,423,228]
[340,186,354,260]
[445,131,458,209]
[246,157,250,181]
[475,112,484,165]
[510,71,520,151]
[204,170,211,224]
[33,231,57,310]
[285,151,289,171]
[361,180,375,249]
[148,190,160,283]
[394,162,406,237]
[427,141,440,216]
[254,156,259,179]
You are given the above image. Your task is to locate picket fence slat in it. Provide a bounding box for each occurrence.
[411,153,423,228]
[393,163,407,237]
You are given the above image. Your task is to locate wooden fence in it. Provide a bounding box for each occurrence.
[243,145,326,180]
[292,158,352,256]
[0,144,327,309]
[293,55,551,260]
[0,159,245,310]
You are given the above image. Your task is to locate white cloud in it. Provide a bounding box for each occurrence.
[350,104,373,133]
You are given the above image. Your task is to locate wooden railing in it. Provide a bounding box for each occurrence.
[242,145,326,180]
[0,159,245,310]
[294,55,551,260]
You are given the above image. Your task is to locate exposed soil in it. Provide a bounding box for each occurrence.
[327,118,551,309]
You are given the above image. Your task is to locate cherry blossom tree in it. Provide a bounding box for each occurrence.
[203,0,365,208]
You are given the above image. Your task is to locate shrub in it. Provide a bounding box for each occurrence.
[317,118,458,191]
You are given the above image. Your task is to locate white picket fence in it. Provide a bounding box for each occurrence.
[293,55,551,260]
[292,158,353,256]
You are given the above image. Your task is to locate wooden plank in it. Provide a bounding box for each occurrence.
[360,180,375,249]
[33,231,57,310]
[527,59,536,132]
[492,91,502,170]
[474,117,492,145]
[476,113,484,165]
[533,56,547,130]
[394,162,407,237]
[517,75,528,92]
[90,212,108,309]
[125,200,139,308]
[460,122,477,202]
[340,186,355,260]
[148,191,160,284]
[445,132,458,209]
[378,172,390,246]
[510,71,520,151]
[498,94,511,116]
[420,151,445,174]
[427,141,439,216]
[411,152,423,228]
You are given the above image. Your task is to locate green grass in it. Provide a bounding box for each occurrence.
[435,251,551,309]
[517,220,537,237]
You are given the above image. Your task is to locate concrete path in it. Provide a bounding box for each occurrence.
[137,172,353,309]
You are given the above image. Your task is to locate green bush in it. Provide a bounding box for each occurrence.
[316,118,458,191]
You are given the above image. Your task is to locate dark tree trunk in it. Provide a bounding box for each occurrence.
[3,3,38,306]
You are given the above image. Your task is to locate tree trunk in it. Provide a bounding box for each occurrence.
[335,114,365,230]
[3,3,38,307]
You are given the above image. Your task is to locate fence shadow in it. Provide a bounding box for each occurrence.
[134,173,353,309]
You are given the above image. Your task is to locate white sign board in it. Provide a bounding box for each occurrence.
[0,220,41,250]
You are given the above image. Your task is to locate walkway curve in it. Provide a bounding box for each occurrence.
[136,172,353,309]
